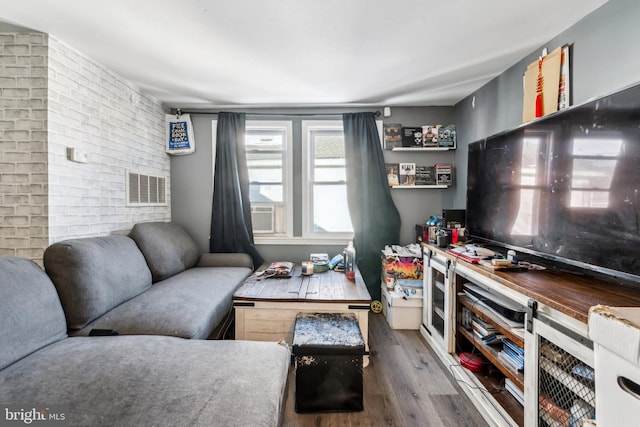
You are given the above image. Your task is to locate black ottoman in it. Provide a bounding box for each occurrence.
[292,312,365,413]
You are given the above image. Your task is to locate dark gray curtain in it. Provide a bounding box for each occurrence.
[343,112,401,301]
[210,112,264,268]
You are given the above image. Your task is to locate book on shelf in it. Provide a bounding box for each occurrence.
[558,44,570,111]
[503,338,525,356]
[401,127,423,147]
[399,163,416,186]
[505,378,524,406]
[502,345,524,364]
[437,124,457,148]
[435,163,453,186]
[481,332,505,345]
[415,165,436,185]
[498,349,524,372]
[386,163,399,186]
[421,125,439,147]
[471,317,496,337]
[383,123,402,150]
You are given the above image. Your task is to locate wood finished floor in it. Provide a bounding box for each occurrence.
[282,313,489,427]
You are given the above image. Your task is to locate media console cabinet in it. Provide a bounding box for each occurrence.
[420,243,640,427]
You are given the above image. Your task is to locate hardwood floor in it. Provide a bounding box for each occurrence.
[282,312,489,426]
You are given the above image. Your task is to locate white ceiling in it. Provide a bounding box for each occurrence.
[0,0,608,109]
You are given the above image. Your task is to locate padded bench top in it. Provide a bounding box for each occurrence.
[292,313,364,355]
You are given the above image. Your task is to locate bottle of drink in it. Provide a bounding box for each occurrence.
[345,241,356,281]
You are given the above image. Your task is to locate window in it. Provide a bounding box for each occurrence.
[302,120,353,239]
[245,121,293,236]
[212,118,366,243]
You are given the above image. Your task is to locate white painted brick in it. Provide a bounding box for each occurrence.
[1,32,169,264]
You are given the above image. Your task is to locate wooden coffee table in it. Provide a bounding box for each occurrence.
[233,263,371,362]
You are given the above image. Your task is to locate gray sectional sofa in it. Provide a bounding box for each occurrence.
[43,222,253,339]
[0,256,290,426]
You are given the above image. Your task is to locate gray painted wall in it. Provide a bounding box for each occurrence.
[449,0,640,209]
[170,106,454,262]
[174,0,640,261]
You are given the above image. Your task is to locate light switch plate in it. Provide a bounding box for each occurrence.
[67,147,88,163]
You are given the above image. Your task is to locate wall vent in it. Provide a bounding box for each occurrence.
[126,171,167,206]
[251,205,275,233]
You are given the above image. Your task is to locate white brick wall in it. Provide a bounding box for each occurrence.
[47,36,170,243]
[0,32,170,264]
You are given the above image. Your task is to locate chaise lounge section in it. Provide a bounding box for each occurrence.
[43,222,253,339]
[0,256,290,426]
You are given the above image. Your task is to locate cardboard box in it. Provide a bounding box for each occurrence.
[381,285,422,330]
[381,253,423,280]
[395,279,423,299]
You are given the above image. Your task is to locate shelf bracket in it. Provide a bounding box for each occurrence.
[526,299,538,333]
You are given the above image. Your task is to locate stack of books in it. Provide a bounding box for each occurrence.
[505,378,524,406]
[471,317,504,345]
[499,338,524,372]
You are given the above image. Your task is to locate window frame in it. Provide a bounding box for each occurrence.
[301,120,354,241]
[212,120,294,240]
[246,120,293,238]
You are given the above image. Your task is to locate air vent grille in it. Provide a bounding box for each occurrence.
[127,171,167,206]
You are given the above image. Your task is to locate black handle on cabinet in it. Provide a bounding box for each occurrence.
[618,376,640,400]
[526,299,537,333]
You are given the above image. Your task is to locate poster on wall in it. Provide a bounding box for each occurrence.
[166,113,196,155]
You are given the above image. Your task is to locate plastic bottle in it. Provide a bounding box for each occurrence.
[385,269,395,289]
[345,241,356,281]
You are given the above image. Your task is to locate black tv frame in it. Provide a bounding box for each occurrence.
[465,81,640,284]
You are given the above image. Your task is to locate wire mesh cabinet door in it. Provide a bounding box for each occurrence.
[524,314,595,427]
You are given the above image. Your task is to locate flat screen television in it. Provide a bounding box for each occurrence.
[466,82,640,282]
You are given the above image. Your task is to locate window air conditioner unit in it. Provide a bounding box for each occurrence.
[251,206,275,233]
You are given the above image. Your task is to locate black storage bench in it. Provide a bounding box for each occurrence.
[292,312,365,413]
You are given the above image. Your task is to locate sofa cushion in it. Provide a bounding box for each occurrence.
[0,257,67,370]
[44,236,152,330]
[73,266,252,339]
[129,222,201,282]
[0,336,290,426]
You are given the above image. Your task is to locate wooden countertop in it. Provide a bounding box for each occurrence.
[423,243,640,324]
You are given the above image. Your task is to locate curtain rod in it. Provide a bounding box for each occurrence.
[174,109,381,118]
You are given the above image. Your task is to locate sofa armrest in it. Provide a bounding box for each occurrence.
[197,253,254,270]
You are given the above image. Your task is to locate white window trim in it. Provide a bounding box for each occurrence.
[246,120,294,238]
[301,120,354,241]
[212,119,294,239]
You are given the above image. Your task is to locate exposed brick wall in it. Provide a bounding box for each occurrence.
[0,33,48,262]
[0,32,170,264]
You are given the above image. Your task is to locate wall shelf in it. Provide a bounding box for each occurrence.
[390,147,454,152]
[390,185,449,189]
